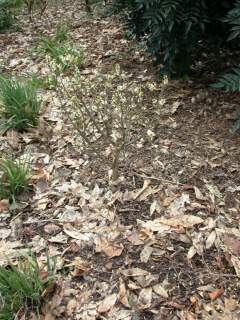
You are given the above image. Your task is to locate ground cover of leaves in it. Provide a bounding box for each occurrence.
[1,1,240,319]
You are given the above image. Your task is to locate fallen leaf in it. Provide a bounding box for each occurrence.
[95,237,124,258]
[140,246,153,263]
[168,193,190,215]
[208,288,224,300]
[153,284,169,298]
[138,287,152,309]
[71,257,90,276]
[44,224,61,235]
[142,215,203,232]
[194,186,206,200]
[0,228,11,240]
[0,240,28,265]
[206,230,216,249]
[121,268,150,277]
[119,278,130,307]
[104,243,124,258]
[231,256,240,277]
[161,215,203,228]
[63,226,93,242]
[0,199,9,212]
[223,234,240,255]
[187,246,197,260]
[67,299,77,316]
[98,293,118,313]
[48,232,68,244]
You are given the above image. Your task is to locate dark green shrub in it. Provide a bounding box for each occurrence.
[111,0,238,77]
[213,0,240,130]
[0,0,22,32]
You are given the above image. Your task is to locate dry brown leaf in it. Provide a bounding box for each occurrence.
[208,288,224,300]
[194,186,206,200]
[95,237,124,258]
[140,246,153,263]
[48,232,68,244]
[71,257,90,276]
[153,284,169,298]
[231,256,240,277]
[121,268,149,277]
[98,293,118,313]
[63,227,92,242]
[44,224,61,235]
[168,193,190,215]
[138,287,152,309]
[223,234,240,255]
[187,246,197,260]
[44,313,56,320]
[0,240,28,265]
[206,230,216,249]
[127,230,144,246]
[119,278,130,307]
[0,199,9,212]
[160,215,203,228]
[6,129,19,150]
[66,299,77,316]
[0,228,11,240]
[103,243,124,258]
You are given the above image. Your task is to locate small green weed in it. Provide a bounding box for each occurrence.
[36,25,83,73]
[54,24,70,43]
[0,157,30,202]
[38,37,84,73]
[28,74,58,90]
[0,254,55,320]
[0,76,40,131]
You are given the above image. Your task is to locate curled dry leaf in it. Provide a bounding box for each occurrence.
[119,278,130,307]
[98,293,118,314]
[71,257,91,277]
[95,237,124,258]
[231,256,240,277]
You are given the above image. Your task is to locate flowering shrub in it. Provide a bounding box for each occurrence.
[57,64,163,180]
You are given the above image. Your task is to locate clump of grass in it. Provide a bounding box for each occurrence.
[0,77,40,131]
[39,37,84,73]
[35,25,84,74]
[0,254,55,320]
[28,74,58,90]
[0,157,30,202]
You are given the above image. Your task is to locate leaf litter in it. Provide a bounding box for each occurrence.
[0,1,240,319]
